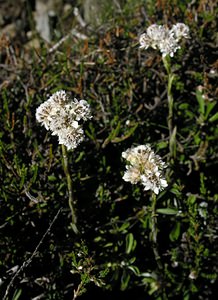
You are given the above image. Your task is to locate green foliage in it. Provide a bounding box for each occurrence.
[69,242,108,298]
[0,0,217,299]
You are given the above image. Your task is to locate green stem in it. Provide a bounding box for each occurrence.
[150,193,163,271]
[167,75,174,136]
[150,193,168,300]
[61,144,78,234]
[162,56,176,159]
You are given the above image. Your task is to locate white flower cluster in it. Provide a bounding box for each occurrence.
[139,23,189,57]
[36,90,92,150]
[122,145,168,194]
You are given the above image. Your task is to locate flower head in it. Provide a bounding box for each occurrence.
[147,24,169,47]
[36,90,92,150]
[171,23,190,40]
[122,145,168,194]
[139,23,189,57]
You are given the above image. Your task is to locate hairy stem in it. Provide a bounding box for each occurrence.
[150,194,168,299]
[167,74,174,136]
[150,193,163,271]
[163,56,176,159]
[61,144,78,234]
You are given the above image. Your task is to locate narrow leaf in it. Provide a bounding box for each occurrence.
[196,89,205,115]
[156,208,179,215]
[125,232,134,254]
[209,112,218,123]
[169,222,181,241]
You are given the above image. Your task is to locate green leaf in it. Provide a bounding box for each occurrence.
[209,112,218,123]
[205,101,216,119]
[125,232,134,254]
[196,89,205,115]
[128,265,140,276]
[187,194,196,204]
[118,221,130,232]
[102,121,121,148]
[170,183,182,196]
[156,208,179,215]
[85,123,96,141]
[104,242,113,247]
[169,222,181,241]
[75,151,85,163]
[12,289,22,300]
[179,103,189,110]
[94,236,102,242]
[121,270,130,291]
[48,175,57,181]
[112,124,138,143]
[157,141,168,150]
[169,126,177,158]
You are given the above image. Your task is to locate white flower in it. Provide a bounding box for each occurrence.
[36,90,92,149]
[171,23,190,40]
[57,126,84,150]
[147,24,168,44]
[159,34,181,57]
[122,145,168,194]
[139,25,168,50]
[139,33,152,50]
[139,23,189,57]
[122,166,141,184]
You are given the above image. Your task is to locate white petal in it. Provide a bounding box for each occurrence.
[71,121,79,128]
[154,187,159,194]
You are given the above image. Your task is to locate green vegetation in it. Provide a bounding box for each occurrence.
[0,1,217,299]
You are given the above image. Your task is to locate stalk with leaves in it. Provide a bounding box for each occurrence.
[122,144,167,266]
[36,90,92,233]
[139,23,189,159]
